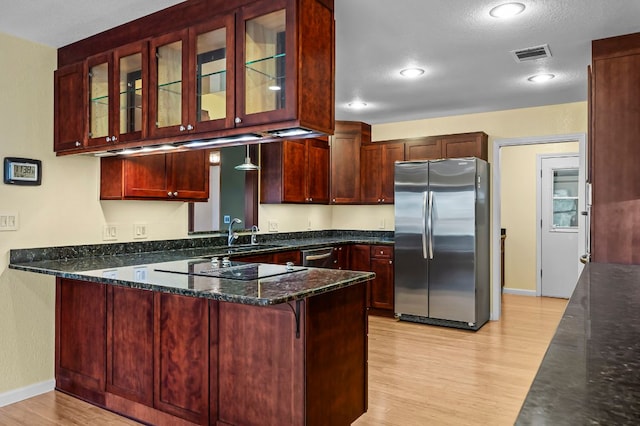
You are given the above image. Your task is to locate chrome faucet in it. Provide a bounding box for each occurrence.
[251,225,260,245]
[228,218,242,246]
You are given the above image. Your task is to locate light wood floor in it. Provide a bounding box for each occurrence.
[0,294,567,426]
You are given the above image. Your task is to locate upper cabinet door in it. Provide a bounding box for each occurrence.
[191,16,235,133]
[86,53,114,148]
[114,41,148,143]
[149,30,191,138]
[54,62,85,152]
[236,0,294,127]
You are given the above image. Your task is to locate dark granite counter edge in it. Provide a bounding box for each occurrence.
[10,263,375,306]
[9,229,394,264]
[516,262,640,425]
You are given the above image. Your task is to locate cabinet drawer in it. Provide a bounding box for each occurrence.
[370,245,393,259]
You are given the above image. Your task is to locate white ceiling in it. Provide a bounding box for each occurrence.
[1,0,639,124]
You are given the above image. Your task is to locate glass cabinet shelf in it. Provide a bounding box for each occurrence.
[157,80,183,95]
[90,95,109,105]
[245,52,285,67]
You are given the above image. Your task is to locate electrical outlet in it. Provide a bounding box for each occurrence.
[379,218,386,229]
[133,266,148,281]
[0,212,18,231]
[268,220,279,232]
[307,219,312,230]
[134,223,148,239]
[103,224,117,241]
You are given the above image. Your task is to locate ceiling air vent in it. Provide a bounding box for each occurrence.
[511,44,552,63]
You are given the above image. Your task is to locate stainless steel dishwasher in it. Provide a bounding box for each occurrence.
[301,247,336,268]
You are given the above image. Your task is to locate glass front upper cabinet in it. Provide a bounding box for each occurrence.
[193,17,233,132]
[238,1,292,126]
[552,168,579,229]
[118,52,143,140]
[87,55,111,146]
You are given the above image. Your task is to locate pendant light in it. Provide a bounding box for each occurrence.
[235,145,260,171]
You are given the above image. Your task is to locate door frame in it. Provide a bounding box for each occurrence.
[491,133,586,320]
[536,153,584,297]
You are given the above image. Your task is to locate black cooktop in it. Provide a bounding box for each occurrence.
[154,260,306,281]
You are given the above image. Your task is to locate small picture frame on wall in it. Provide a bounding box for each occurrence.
[3,157,42,186]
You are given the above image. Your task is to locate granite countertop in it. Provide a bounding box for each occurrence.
[516,262,640,425]
[8,230,387,306]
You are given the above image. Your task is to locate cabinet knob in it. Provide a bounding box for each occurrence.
[186,124,193,131]
[179,125,186,131]
[75,141,81,147]
[381,198,385,202]
[112,135,117,142]
[168,192,173,197]
[173,192,178,197]
[235,117,242,124]
[389,260,393,264]
[106,136,111,142]
[332,198,336,202]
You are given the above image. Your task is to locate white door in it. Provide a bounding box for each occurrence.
[539,155,580,298]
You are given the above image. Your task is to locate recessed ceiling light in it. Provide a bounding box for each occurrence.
[489,2,525,18]
[527,73,555,83]
[348,101,367,109]
[400,68,425,78]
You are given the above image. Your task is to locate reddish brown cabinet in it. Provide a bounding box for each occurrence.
[590,32,640,263]
[360,142,404,204]
[106,286,154,407]
[100,149,209,201]
[260,138,330,204]
[54,63,85,152]
[55,278,106,402]
[402,132,488,161]
[330,121,371,204]
[154,293,210,424]
[369,245,394,314]
[348,244,395,316]
[54,0,335,155]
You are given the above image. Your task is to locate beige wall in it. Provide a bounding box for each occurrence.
[0,30,588,398]
[0,33,190,396]
[501,142,579,292]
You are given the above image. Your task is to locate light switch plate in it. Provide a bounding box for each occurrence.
[134,223,148,239]
[103,224,117,241]
[0,212,18,231]
[268,220,279,232]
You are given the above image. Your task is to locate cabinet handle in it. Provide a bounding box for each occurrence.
[235,117,242,124]
[186,124,193,131]
[179,125,186,131]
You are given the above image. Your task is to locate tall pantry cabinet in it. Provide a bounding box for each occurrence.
[590,32,640,263]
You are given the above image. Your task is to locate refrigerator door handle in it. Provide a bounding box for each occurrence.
[428,190,434,260]
[422,191,428,259]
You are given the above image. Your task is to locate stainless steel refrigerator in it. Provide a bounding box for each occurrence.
[394,158,490,330]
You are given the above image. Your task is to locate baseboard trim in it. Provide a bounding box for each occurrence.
[502,287,537,296]
[0,379,55,407]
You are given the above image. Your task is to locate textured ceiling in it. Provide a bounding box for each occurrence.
[1,0,639,124]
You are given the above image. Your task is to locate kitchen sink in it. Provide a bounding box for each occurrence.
[203,244,282,256]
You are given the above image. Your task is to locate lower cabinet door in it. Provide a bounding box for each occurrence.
[106,286,154,406]
[56,278,106,402]
[369,258,394,311]
[154,293,209,424]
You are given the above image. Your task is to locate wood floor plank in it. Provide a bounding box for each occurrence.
[0,294,566,425]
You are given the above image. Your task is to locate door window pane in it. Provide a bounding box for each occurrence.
[157,41,182,128]
[245,9,286,115]
[197,28,227,122]
[119,53,142,134]
[552,168,579,228]
[89,62,109,138]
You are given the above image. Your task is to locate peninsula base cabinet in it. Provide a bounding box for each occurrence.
[54,277,367,426]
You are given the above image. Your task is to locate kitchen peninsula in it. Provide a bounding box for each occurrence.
[9,236,377,426]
